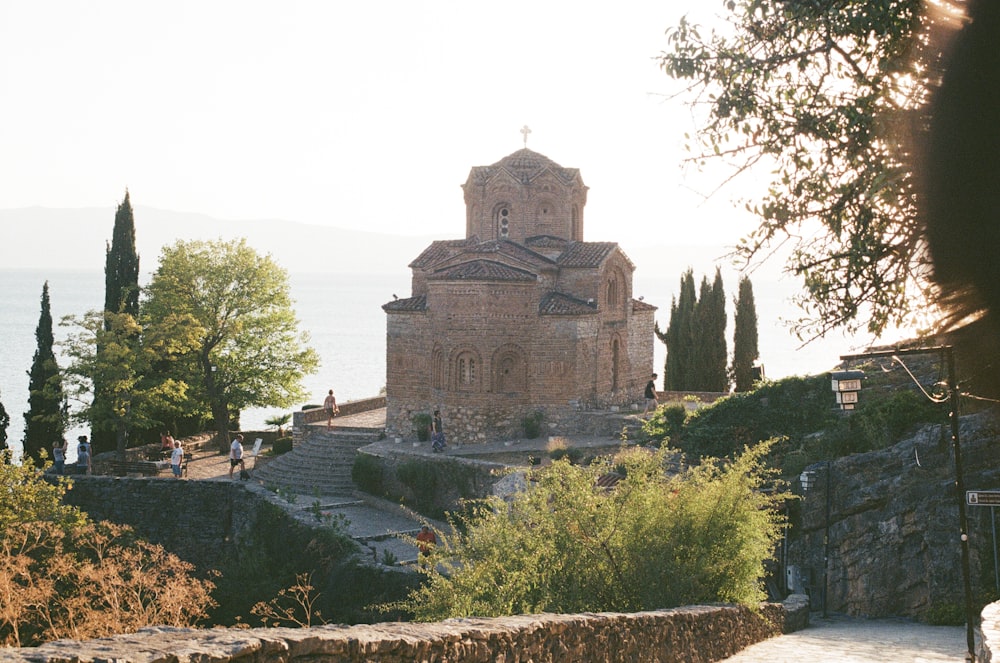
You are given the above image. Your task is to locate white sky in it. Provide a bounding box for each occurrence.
[0,0,753,244]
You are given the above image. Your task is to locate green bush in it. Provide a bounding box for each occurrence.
[549,447,583,464]
[273,437,293,454]
[352,454,384,495]
[386,441,787,621]
[412,413,433,442]
[397,459,438,511]
[522,411,544,439]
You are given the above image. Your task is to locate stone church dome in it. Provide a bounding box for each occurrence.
[470,148,580,186]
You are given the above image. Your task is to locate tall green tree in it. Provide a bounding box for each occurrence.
[659,0,928,338]
[62,311,201,457]
[0,388,9,458]
[92,191,141,454]
[732,276,760,392]
[23,282,66,464]
[104,191,140,323]
[657,269,696,391]
[143,239,319,450]
[695,268,727,392]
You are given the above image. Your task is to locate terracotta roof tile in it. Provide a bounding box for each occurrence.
[382,294,427,312]
[539,292,598,315]
[632,298,658,312]
[429,259,537,282]
[410,238,479,269]
[467,148,581,186]
[525,235,570,250]
[557,242,618,268]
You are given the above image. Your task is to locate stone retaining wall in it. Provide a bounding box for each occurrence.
[3,596,810,662]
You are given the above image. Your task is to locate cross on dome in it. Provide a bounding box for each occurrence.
[520,125,532,148]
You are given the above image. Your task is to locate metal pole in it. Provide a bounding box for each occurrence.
[946,346,977,662]
[992,506,999,593]
[823,460,831,618]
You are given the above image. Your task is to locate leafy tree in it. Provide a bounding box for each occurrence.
[143,239,319,449]
[0,452,215,646]
[92,191,142,453]
[23,282,66,464]
[389,442,786,621]
[0,389,8,458]
[659,0,928,338]
[732,276,760,392]
[62,311,201,457]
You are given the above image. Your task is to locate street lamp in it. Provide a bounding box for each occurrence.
[839,346,976,662]
[830,370,864,411]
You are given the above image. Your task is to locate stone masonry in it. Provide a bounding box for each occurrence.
[383,148,656,444]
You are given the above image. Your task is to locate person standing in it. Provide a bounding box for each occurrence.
[76,436,92,475]
[643,373,659,415]
[431,409,446,452]
[323,389,340,429]
[170,440,184,479]
[229,434,245,479]
[52,439,67,475]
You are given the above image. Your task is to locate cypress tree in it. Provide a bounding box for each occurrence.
[661,269,697,391]
[93,192,140,453]
[0,388,9,459]
[23,282,66,464]
[696,268,728,392]
[732,276,760,392]
[104,190,140,322]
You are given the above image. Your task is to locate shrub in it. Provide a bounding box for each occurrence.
[352,453,384,495]
[522,410,544,439]
[398,460,438,511]
[273,436,293,454]
[412,413,432,442]
[386,441,787,621]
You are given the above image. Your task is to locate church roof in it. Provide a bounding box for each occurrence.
[632,298,658,312]
[382,294,427,312]
[557,242,619,268]
[468,148,581,186]
[525,235,570,250]
[410,238,480,269]
[539,292,598,315]
[429,259,537,282]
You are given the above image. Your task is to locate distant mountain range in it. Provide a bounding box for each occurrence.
[0,205,738,280]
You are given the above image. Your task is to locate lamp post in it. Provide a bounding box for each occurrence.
[800,462,832,618]
[839,346,976,662]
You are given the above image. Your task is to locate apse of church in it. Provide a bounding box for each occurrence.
[383,145,656,443]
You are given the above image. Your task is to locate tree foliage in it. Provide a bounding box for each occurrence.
[62,311,201,456]
[0,453,215,646]
[389,443,786,621]
[0,389,9,456]
[143,239,319,448]
[23,282,66,464]
[660,0,929,338]
[732,276,760,392]
[657,268,727,391]
[92,191,142,453]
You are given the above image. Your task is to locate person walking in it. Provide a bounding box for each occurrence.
[431,409,446,452]
[170,439,184,479]
[324,389,340,429]
[229,434,245,479]
[76,436,92,475]
[643,373,659,415]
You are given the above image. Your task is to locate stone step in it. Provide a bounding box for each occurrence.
[252,427,381,496]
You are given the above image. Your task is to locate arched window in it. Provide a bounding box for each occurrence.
[453,349,481,392]
[606,277,619,309]
[611,337,621,392]
[495,205,511,238]
[431,345,444,389]
[492,344,527,395]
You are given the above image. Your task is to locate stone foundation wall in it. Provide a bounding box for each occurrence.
[4,596,810,662]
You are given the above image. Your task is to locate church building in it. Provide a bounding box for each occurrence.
[383,146,656,443]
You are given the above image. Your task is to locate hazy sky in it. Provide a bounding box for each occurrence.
[0,1,756,244]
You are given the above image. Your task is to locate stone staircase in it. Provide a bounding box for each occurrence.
[252,426,381,496]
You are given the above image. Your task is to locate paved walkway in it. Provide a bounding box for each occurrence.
[721,615,971,662]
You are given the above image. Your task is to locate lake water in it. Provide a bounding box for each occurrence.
[0,268,859,456]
